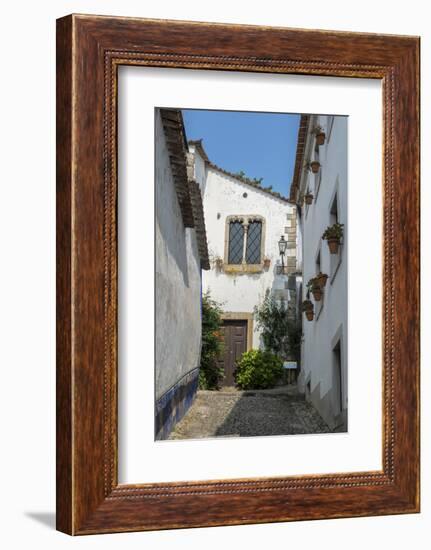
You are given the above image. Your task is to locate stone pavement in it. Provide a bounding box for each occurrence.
[169,384,331,440]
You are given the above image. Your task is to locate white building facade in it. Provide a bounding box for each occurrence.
[155,110,210,439]
[189,141,299,386]
[291,114,348,431]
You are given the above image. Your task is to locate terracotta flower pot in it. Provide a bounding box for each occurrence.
[327,238,340,254]
[263,258,271,269]
[317,273,328,287]
[310,161,320,174]
[305,310,314,321]
[311,287,322,301]
[302,300,313,320]
[215,259,223,269]
[315,132,326,146]
[305,194,313,205]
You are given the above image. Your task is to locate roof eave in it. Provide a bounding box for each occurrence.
[289,114,311,204]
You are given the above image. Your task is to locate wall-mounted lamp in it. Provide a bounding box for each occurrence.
[278,235,287,274]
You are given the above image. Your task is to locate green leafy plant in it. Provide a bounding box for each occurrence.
[233,169,264,186]
[306,277,319,291]
[316,271,329,287]
[306,277,323,301]
[312,125,325,135]
[199,291,225,390]
[305,192,314,205]
[234,349,284,390]
[301,299,313,312]
[322,222,344,241]
[305,161,321,174]
[301,299,314,321]
[312,126,326,145]
[213,255,223,269]
[254,289,301,361]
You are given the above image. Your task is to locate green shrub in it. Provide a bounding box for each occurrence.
[199,291,225,390]
[234,349,284,390]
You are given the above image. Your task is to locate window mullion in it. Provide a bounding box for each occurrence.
[242,219,249,265]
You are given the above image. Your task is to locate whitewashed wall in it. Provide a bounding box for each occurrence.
[190,145,296,348]
[155,112,202,400]
[298,115,348,429]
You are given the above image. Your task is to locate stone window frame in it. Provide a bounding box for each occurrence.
[223,214,266,273]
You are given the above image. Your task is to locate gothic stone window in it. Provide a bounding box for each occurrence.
[226,216,264,267]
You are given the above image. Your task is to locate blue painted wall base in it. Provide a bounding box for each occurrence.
[155,368,199,440]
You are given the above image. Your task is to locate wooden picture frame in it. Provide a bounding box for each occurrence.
[56,14,420,535]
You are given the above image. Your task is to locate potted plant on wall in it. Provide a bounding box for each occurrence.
[214,256,223,270]
[310,160,321,174]
[313,126,326,146]
[307,277,323,302]
[305,161,321,174]
[302,299,314,321]
[263,256,271,269]
[304,192,314,205]
[316,271,329,288]
[322,222,344,254]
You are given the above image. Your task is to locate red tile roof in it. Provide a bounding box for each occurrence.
[159,110,210,270]
[160,109,194,227]
[289,115,310,202]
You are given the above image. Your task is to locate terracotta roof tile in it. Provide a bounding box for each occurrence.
[289,114,310,202]
[160,109,194,227]
[159,110,210,268]
[188,180,210,270]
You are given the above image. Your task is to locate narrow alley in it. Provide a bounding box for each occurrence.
[169,385,331,440]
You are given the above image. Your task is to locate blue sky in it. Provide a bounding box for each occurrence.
[182,109,300,197]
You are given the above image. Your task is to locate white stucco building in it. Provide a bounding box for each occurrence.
[188,140,299,386]
[155,109,209,439]
[291,114,348,431]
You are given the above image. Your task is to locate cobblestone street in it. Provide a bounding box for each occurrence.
[169,385,331,440]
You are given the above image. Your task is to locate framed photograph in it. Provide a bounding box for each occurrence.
[56,14,420,534]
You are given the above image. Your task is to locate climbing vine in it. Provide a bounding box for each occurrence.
[254,289,302,362]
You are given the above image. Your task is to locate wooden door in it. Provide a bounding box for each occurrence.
[220,320,247,386]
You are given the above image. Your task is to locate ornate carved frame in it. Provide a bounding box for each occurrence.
[56,14,420,535]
